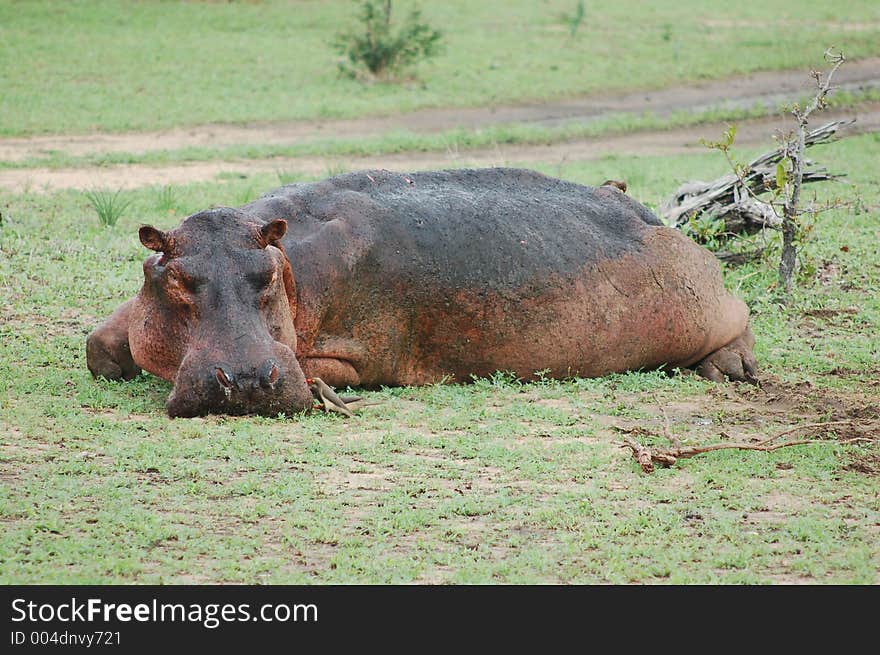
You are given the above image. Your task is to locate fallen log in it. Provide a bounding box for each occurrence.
[660,119,854,233]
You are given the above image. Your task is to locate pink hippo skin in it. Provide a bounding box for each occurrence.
[87,168,757,417]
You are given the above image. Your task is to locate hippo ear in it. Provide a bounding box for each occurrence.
[139,225,167,252]
[259,219,287,247]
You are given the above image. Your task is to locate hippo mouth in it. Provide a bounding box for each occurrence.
[164,342,314,418]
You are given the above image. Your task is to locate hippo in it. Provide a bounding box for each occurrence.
[86,168,757,417]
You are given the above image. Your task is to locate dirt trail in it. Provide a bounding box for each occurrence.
[2,58,879,193]
[3,105,877,194]
[3,57,879,163]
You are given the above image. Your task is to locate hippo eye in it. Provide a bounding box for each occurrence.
[164,266,203,295]
[247,269,276,290]
[177,272,204,294]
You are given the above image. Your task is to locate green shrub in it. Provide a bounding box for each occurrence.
[334,1,442,80]
[681,212,727,250]
[561,1,586,37]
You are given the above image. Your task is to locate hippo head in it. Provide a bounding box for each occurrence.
[129,208,313,418]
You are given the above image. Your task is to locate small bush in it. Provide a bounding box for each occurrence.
[85,188,132,227]
[560,1,586,37]
[334,1,442,80]
[681,212,727,250]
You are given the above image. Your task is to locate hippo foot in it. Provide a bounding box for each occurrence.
[694,328,758,385]
[86,332,141,381]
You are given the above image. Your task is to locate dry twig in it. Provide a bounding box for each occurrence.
[619,419,869,473]
[653,393,680,449]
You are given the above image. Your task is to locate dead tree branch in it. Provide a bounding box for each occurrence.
[617,418,873,474]
[751,419,858,448]
[662,49,854,296]
[660,119,852,230]
[778,49,847,296]
[622,437,660,473]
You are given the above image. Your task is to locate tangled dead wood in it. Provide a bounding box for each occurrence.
[660,119,854,233]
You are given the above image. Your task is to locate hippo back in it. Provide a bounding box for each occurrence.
[247,167,663,293]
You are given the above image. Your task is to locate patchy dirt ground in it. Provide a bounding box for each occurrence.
[3,105,879,194]
[559,375,879,459]
[2,57,877,583]
[3,57,879,162]
[308,374,880,584]
[2,58,879,193]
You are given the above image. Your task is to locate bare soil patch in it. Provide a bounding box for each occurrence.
[843,452,880,476]
[607,375,878,474]
[719,378,879,448]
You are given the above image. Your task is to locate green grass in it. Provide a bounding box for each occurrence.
[1,134,877,584]
[155,185,179,215]
[83,187,132,227]
[1,0,879,136]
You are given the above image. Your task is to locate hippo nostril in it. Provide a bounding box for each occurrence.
[259,360,282,389]
[215,367,234,396]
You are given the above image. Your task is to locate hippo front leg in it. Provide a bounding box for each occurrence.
[694,325,759,384]
[86,299,141,381]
